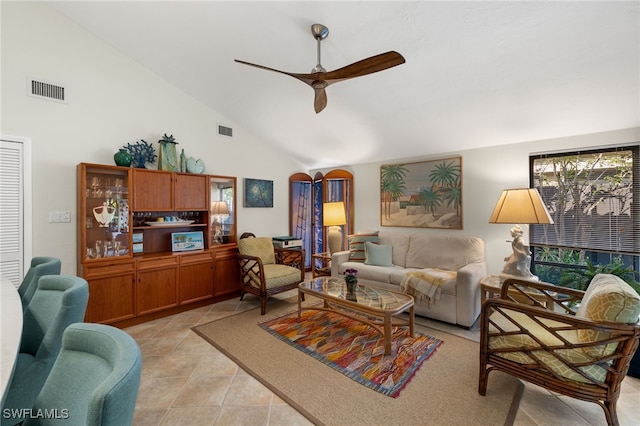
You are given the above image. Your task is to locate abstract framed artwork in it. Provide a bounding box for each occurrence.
[380,156,463,229]
[244,178,274,208]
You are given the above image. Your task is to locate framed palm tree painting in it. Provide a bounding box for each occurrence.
[380,157,462,229]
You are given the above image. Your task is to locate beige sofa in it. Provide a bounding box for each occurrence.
[331,231,487,327]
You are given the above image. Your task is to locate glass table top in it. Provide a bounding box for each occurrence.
[299,277,413,311]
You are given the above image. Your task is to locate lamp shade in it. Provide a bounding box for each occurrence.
[488,188,553,225]
[211,201,230,215]
[323,202,347,226]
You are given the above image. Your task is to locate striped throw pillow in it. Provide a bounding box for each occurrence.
[348,232,379,262]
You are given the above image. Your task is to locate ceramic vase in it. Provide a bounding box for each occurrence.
[180,149,187,173]
[158,141,179,171]
[113,149,132,167]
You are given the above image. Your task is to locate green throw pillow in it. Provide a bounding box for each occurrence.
[364,241,393,267]
[348,232,379,262]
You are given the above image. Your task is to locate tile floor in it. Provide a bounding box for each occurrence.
[126,289,640,426]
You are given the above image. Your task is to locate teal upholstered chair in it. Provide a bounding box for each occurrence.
[1,275,89,426]
[18,257,61,311]
[23,323,142,426]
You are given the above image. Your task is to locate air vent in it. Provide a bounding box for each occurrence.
[218,124,233,138]
[28,78,66,103]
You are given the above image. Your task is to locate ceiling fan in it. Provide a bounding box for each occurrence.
[235,24,405,113]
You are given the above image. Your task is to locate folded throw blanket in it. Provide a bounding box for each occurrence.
[400,269,457,307]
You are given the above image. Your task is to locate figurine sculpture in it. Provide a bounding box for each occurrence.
[93,202,116,227]
[501,225,535,278]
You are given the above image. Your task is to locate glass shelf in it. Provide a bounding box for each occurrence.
[79,164,131,262]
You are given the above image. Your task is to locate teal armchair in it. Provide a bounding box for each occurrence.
[1,275,88,426]
[24,323,142,426]
[17,257,61,311]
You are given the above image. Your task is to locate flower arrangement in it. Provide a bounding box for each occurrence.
[344,268,358,294]
[344,268,358,284]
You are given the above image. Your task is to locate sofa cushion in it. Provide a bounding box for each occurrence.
[348,232,379,262]
[379,231,412,267]
[364,242,393,267]
[575,273,640,358]
[405,234,485,270]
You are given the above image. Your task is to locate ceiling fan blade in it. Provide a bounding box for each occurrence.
[235,59,317,87]
[314,87,328,113]
[320,51,405,84]
[236,49,404,114]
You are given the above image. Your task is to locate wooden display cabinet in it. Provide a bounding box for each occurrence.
[77,163,132,264]
[77,163,135,324]
[78,163,241,327]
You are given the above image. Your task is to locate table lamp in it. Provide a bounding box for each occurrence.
[211,201,230,244]
[488,188,553,279]
[323,201,347,255]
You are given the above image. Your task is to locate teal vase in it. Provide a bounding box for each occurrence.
[114,149,132,167]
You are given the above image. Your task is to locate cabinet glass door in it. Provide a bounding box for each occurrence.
[81,165,131,261]
[210,176,236,245]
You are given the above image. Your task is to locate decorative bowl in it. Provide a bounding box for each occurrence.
[186,157,205,174]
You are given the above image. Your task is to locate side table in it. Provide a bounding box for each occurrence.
[311,252,332,277]
[480,274,554,308]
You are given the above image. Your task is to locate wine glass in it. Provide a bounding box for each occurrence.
[95,240,103,258]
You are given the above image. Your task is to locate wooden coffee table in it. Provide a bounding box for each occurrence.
[298,277,414,355]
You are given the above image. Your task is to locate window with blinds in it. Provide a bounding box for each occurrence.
[529,145,639,281]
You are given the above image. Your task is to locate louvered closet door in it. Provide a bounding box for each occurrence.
[0,139,25,287]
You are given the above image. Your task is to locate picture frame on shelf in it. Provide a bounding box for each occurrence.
[171,231,204,252]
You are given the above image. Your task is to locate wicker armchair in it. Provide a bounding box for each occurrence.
[479,274,640,426]
[237,235,305,314]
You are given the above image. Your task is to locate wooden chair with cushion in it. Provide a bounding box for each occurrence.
[237,234,305,314]
[479,274,640,426]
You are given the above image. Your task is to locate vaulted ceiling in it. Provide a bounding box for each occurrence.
[47,1,640,169]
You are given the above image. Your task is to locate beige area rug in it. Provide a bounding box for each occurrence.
[192,298,523,426]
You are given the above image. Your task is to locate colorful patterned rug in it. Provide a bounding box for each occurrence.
[258,308,443,397]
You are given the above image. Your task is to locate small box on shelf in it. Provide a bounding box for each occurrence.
[272,236,302,249]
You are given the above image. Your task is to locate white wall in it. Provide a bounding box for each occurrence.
[1,2,307,274]
[3,3,638,277]
[319,127,640,274]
